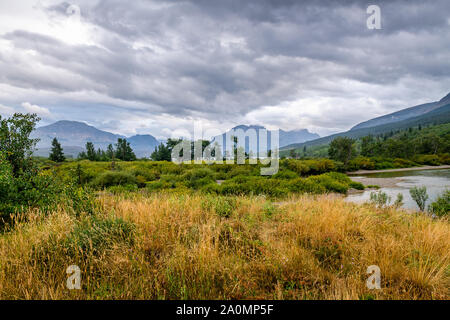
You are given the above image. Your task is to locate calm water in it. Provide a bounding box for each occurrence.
[346,169,450,210]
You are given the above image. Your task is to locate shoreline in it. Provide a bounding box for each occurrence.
[347,165,450,176]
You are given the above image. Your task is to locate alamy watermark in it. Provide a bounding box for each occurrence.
[170,123,279,175]
[366,265,381,289]
[367,5,381,30]
[66,265,81,290]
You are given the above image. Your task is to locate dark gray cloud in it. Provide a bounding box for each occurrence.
[0,0,449,137]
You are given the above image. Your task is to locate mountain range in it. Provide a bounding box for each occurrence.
[351,92,450,130]
[32,121,159,158]
[211,125,319,155]
[281,92,450,150]
[31,92,449,158]
[32,121,319,158]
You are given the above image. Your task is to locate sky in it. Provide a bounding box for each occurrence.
[0,0,449,139]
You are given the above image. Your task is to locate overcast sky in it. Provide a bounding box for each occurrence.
[0,0,449,139]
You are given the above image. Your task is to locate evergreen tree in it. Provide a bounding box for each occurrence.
[115,138,136,161]
[85,142,97,161]
[106,144,115,159]
[49,137,65,162]
[151,142,172,161]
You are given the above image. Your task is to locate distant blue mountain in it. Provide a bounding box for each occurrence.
[211,124,319,155]
[32,120,159,158]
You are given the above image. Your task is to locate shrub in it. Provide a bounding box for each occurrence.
[348,157,375,170]
[393,193,404,208]
[263,202,277,217]
[288,178,326,194]
[428,190,449,217]
[349,181,365,190]
[202,196,237,218]
[127,167,159,181]
[393,158,416,168]
[182,168,215,189]
[410,186,429,211]
[370,191,391,208]
[108,184,139,194]
[438,153,450,165]
[308,174,348,194]
[91,171,137,189]
[273,170,298,179]
[227,166,255,178]
[414,155,440,166]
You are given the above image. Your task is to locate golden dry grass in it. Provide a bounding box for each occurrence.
[0,193,448,300]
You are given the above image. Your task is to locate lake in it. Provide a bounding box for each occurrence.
[346,169,450,210]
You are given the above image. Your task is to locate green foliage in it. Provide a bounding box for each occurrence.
[262,202,277,217]
[410,186,429,211]
[414,155,440,166]
[115,138,136,161]
[328,137,356,166]
[182,168,215,189]
[0,113,40,176]
[370,191,391,208]
[348,157,375,170]
[428,190,449,217]
[78,139,136,162]
[91,171,137,189]
[349,181,365,190]
[151,138,183,161]
[49,138,65,162]
[284,158,337,175]
[393,193,404,208]
[202,196,237,218]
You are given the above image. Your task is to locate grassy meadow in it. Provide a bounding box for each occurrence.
[1,113,449,300]
[0,191,448,300]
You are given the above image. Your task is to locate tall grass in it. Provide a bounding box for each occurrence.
[0,193,448,300]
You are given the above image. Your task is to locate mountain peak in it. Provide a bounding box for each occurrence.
[32,120,159,158]
[439,92,450,103]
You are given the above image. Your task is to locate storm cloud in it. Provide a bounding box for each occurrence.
[0,0,449,138]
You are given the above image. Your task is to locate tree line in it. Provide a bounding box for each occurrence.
[326,124,450,166]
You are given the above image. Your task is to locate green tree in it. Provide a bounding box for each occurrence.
[0,113,40,176]
[115,138,136,161]
[328,137,356,166]
[151,142,172,161]
[106,144,115,159]
[361,135,376,157]
[49,137,65,162]
[86,142,97,161]
[151,138,184,161]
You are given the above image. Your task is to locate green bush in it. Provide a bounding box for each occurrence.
[438,153,450,165]
[126,167,159,181]
[202,196,236,218]
[410,186,429,211]
[414,155,441,166]
[182,168,215,187]
[288,178,326,194]
[91,171,137,189]
[370,191,391,208]
[273,170,298,179]
[348,157,375,171]
[428,190,449,217]
[393,158,417,168]
[308,174,348,194]
[349,181,365,190]
[108,184,139,194]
